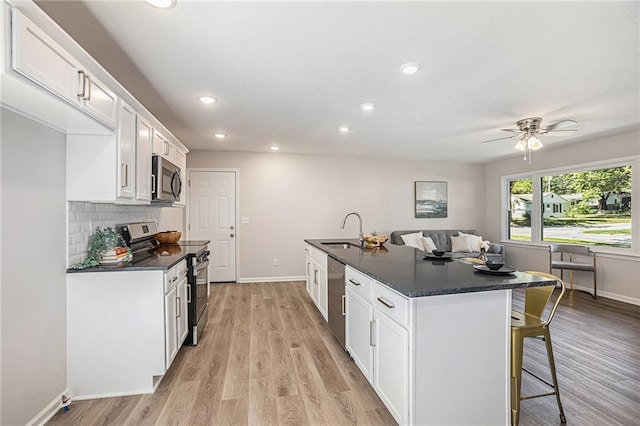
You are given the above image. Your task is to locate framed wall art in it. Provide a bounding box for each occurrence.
[415,181,447,218]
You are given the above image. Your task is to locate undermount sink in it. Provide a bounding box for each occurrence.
[322,242,359,249]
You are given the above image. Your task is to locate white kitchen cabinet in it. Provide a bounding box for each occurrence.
[374,308,410,424]
[117,100,136,199]
[305,249,313,296]
[345,286,375,383]
[153,130,174,161]
[136,116,153,201]
[176,271,189,346]
[164,285,179,367]
[306,244,328,320]
[11,9,116,128]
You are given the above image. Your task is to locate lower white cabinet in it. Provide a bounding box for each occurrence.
[345,287,375,382]
[305,244,328,320]
[67,260,189,399]
[345,265,410,425]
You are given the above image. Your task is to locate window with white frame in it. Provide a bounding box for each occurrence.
[504,161,633,250]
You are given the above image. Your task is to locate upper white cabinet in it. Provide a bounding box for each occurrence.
[11,9,117,128]
[153,130,174,161]
[117,100,136,199]
[136,116,153,201]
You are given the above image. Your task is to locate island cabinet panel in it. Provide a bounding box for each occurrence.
[411,290,511,426]
[305,244,328,321]
[345,286,375,383]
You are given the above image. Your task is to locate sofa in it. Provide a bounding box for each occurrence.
[390,229,504,261]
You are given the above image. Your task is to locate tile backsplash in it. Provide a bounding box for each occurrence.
[68,201,162,267]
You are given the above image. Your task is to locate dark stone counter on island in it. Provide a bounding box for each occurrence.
[305,238,555,297]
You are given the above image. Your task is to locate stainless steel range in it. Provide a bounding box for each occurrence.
[118,222,210,346]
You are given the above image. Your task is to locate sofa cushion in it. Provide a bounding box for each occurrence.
[458,231,483,252]
[400,232,424,251]
[390,229,504,261]
[421,236,437,253]
[451,235,472,253]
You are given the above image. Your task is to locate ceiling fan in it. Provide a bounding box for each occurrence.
[482,117,578,163]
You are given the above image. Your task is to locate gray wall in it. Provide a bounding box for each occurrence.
[1,108,67,425]
[483,130,640,303]
[187,151,487,281]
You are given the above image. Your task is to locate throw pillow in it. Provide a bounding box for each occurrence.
[458,232,483,252]
[401,231,425,251]
[421,236,437,253]
[451,235,472,253]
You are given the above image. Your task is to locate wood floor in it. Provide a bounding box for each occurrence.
[49,281,396,425]
[48,282,640,425]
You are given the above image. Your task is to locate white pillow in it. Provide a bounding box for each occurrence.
[421,236,437,253]
[458,232,483,252]
[401,232,425,251]
[451,235,472,253]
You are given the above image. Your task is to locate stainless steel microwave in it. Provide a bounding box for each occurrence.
[151,156,182,202]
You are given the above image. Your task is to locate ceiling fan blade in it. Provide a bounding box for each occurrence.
[540,129,579,136]
[500,128,521,133]
[482,133,522,143]
[544,119,577,132]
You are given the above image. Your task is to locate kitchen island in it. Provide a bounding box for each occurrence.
[305,238,555,426]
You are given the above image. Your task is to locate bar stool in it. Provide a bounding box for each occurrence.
[549,244,597,298]
[511,271,567,426]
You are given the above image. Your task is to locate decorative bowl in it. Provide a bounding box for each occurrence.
[431,250,446,257]
[485,260,504,271]
[364,235,388,247]
[156,231,182,244]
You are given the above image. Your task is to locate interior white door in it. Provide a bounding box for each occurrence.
[188,171,237,282]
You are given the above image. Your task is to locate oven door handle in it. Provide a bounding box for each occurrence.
[196,259,209,273]
[187,283,192,303]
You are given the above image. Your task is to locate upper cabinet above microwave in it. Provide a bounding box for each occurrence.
[10,9,117,129]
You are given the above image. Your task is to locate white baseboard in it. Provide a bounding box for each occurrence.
[27,389,68,426]
[71,388,154,401]
[570,283,640,306]
[236,275,305,283]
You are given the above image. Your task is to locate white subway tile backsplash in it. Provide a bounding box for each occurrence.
[68,201,161,267]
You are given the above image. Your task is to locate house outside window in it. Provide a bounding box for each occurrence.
[504,162,633,250]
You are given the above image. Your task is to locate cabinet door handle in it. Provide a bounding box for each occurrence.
[77,70,86,98]
[164,140,170,156]
[172,276,178,282]
[306,262,310,275]
[341,294,346,316]
[121,163,128,188]
[84,75,92,101]
[348,278,361,286]
[314,269,318,285]
[151,174,156,194]
[370,320,376,347]
[377,296,395,309]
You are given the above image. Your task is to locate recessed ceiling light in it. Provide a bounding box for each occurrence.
[338,126,350,133]
[401,63,420,75]
[270,145,281,151]
[146,0,176,8]
[360,103,375,111]
[199,96,217,104]
[214,133,227,139]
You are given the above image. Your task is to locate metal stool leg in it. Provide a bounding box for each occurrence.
[544,329,567,423]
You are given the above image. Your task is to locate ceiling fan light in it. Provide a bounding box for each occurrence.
[528,136,543,150]
[514,138,527,151]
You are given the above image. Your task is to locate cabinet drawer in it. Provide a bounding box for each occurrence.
[346,266,373,300]
[164,267,178,293]
[374,282,409,327]
[308,245,327,265]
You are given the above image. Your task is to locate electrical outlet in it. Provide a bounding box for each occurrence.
[273,258,279,266]
[242,217,250,224]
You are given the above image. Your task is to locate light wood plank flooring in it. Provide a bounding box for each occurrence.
[49,282,396,425]
[49,282,640,425]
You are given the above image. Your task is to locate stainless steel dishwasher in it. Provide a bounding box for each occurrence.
[327,257,346,349]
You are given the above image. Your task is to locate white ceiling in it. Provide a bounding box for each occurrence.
[49,1,640,163]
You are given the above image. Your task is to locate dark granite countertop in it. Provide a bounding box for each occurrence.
[305,238,556,297]
[67,240,210,273]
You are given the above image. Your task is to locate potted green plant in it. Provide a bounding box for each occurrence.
[70,227,132,269]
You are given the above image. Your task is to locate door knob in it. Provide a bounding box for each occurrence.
[230,225,235,230]
[230,234,235,238]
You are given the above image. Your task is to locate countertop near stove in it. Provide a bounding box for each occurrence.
[66,240,210,273]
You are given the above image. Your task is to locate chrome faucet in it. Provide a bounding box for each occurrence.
[340,212,364,246]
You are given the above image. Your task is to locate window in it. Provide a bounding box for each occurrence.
[507,177,532,242]
[504,162,634,250]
